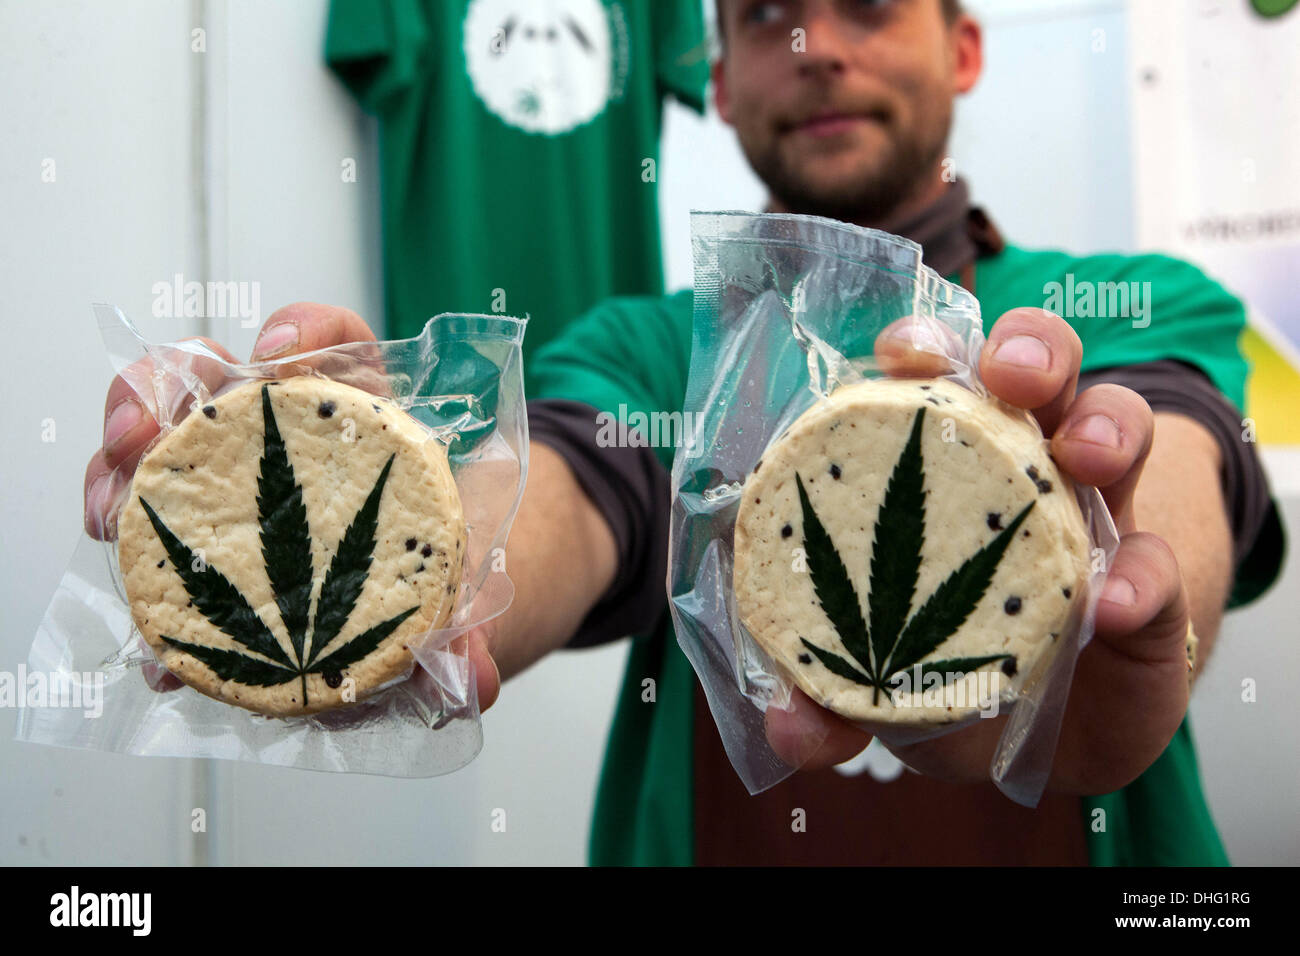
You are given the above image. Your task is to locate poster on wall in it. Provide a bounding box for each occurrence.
[1129,0,1300,445]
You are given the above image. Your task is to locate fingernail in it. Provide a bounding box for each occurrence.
[1102,574,1138,607]
[781,696,829,767]
[1065,413,1122,449]
[993,334,1051,370]
[86,475,110,537]
[252,322,298,359]
[104,399,142,448]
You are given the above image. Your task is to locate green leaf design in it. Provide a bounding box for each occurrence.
[140,384,421,708]
[886,656,1015,692]
[797,404,1031,703]
[867,408,926,684]
[312,605,419,673]
[796,472,876,685]
[885,501,1033,674]
[799,637,872,687]
[158,636,296,687]
[257,385,314,667]
[140,498,294,670]
[306,454,395,667]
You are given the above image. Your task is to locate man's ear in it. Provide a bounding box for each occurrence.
[952,14,982,95]
[712,56,732,124]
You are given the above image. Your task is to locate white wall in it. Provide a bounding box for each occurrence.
[1,0,202,866]
[661,0,1136,293]
[3,0,1296,866]
[1190,448,1300,866]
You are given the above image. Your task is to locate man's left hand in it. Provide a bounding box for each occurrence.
[765,308,1193,795]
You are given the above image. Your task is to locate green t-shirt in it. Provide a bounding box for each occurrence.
[324,0,708,396]
[530,244,1285,867]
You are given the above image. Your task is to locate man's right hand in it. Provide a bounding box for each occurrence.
[82,303,509,709]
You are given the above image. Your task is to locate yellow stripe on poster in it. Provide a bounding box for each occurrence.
[1243,326,1300,446]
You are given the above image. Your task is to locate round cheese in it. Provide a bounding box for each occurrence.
[117,376,465,717]
[733,377,1090,731]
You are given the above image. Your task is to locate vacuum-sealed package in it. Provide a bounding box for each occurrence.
[16,305,527,776]
[671,212,1119,806]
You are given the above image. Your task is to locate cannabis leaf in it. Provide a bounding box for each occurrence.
[796,406,1034,705]
[142,383,419,708]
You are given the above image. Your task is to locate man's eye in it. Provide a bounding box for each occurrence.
[743,1,790,26]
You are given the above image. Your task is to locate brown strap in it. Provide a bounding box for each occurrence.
[960,261,976,295]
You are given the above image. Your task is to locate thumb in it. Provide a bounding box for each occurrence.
[250,303,391,398]
[251,303,377,360]
[764,687,872,771]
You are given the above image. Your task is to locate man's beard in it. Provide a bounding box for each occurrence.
[745,119,950,226]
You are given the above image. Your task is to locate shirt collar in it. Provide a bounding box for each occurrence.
[872,177,1005,279]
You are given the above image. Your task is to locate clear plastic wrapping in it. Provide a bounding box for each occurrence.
[15,305,527,777]
[670,212,1119,806]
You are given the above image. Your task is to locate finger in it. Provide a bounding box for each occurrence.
[978,308,1082,435]
[467,630,501,712]
[83,449,129,541]
[101,336,239,471]
[1092,532,1188,663]
[250,303,389,397]
[89,337,241,541]
[764,687,872,771]
[142,657,183,693]
[251,302,378,359]
[881,712,1007,785]
[874,317,959,379]
[1054,532,1190,792]
[443,626,501,714]
[1049,384,1154,533]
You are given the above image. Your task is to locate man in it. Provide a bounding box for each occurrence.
[86,0,1282,865]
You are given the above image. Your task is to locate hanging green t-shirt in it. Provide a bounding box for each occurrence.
[324,0,708,395]
[529,244,1286,866]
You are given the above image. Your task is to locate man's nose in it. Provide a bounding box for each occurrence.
[798,7,852,77]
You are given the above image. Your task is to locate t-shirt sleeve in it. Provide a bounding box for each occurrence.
[652,0,710,113]
[1074,253,1251,415]
[1075,359,1284,609]
[528,399,671,647]
[529,294,692,446]
[527,294,693,647]
[1066,252,1287,606]
[324,0,429,114]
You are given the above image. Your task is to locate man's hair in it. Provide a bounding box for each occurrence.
[715,0,965,44]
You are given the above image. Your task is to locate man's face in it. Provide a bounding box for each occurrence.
[715,0,978,223]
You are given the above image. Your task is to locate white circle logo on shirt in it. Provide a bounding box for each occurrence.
[463,0,613,136]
